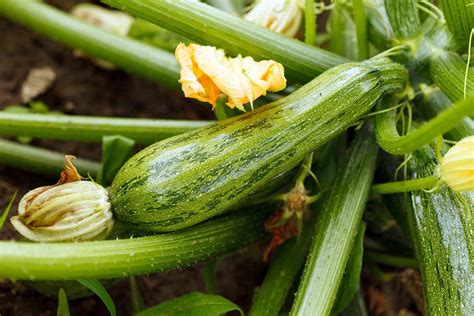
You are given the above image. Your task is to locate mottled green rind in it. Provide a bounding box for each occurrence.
[110,63,383,232]
[408,148,474,315]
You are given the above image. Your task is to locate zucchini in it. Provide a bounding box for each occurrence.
[110,60,403,232]
[408,147,474,315]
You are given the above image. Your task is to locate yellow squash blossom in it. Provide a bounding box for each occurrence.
[439,136,474,192]
[175,43,286,111]
[244,0,303,38]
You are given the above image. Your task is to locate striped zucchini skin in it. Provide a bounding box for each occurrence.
[408,148,474,315]
[110,62,383,232]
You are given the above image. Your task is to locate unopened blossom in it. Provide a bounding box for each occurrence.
[10,156,113,242]
[175,43,286,111]
[244,0,303,38]
[439,136,474,192]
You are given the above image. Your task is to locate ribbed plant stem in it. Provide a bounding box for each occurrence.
[372,176,439,194]
[101,0,349,82]
[0,0,180,89]
[291,124,378,315]
[0,209,266,281]
[439,0,474,49]
[304,0,316,46]
[353,0,369,60]
[384,0,420,39]
[0,113,212,144]
[375,95,474,155]
[0,139,100,178]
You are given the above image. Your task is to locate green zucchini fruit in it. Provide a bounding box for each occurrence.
[408,147,474,315]
[110,59,405,232]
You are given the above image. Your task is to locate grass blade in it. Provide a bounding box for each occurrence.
[0,191,17,230]
[77,279,116,316]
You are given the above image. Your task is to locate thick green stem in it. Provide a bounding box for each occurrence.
[353,0,369,60]
[0,0,180,89]
[430,50,474,103]
[375,95,474,155]
[207,0,239,15]
[101,0,349,82]
[0,113,212,144]
[439,0,474,49]
[291,124,378,315]
[364,252,418,268]
[384,0,420,39]
[0,209,266,281]
[417,85,473,141]
[372,175,439,194]
[0,139,100,178]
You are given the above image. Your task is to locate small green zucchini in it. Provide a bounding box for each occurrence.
[110,59,405,232]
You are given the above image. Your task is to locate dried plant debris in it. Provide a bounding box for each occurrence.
[21,66,56,103]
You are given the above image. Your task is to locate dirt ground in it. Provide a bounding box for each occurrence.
[0,1,421,315]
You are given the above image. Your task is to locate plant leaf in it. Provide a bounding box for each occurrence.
[135,292,242,316]
[0,191,17,230]
[98,135,135,186]
[57,288,71,316]
[332,222,366,314]
[77,279,116,316]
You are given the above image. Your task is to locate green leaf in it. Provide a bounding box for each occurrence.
[0,191,17,230]
[98,135,135,186]
[130,277,145,314]
[77,279,116,316]
[135,292,242,316]
[57,288,71,316]
[332,222,366,314]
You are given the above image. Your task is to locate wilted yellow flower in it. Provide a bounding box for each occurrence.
[244,0,303,38]
[439,136,474,192]
[175,43,286,111]
[10,156,113,242]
